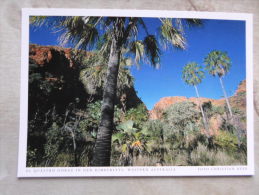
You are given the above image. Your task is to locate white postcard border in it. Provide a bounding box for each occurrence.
[18,8,254,177]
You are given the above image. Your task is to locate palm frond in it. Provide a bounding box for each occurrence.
[129,41,145,67]
[57,17,101,50]
[123,18,139,42]
[185,19,203,27]
[29,16,48,26]
[182,62,204,86]
[159,18,186,50]
[136,18,149,35]
[143,35,161,69]
[204,50,231,77]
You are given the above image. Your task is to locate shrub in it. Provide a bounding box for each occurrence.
[125,103,148,128]
[214,131,239,154]
[220,118,236,133]
[27,147,38,167]
[111,120,148,166]
[163,101,200,135]
[162,102,200,151]
[44,122,64,166]
[202,101,213,118]
[212,105,225,115]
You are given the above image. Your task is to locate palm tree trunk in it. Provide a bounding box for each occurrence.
[219,76,233,118]
[92,39,121,166]
[160,128,165,164]
[194,85,210,135]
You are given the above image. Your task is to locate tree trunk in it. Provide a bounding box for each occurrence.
[92,39,121,166]
[194,85,210,136]
[219,76,233,118]
[219,77,241,148]
[160,128,165,164]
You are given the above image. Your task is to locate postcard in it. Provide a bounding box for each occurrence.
[18,8,254,177]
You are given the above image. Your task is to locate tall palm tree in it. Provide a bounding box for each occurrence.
[182,62,210,135]
[204,50,233,118]
[31,16,201,166]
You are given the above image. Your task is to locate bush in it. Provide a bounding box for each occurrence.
[214,131,239,154]
[162,102,200,151]
[125,103,148,128]
[220,118,236,133]
[212,105,225,115]
[163,101,200,135]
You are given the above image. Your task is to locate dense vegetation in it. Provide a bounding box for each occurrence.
[30,16,202,166]
[27,46,247,167]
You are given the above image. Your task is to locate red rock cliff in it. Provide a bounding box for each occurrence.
[149,80,246,120]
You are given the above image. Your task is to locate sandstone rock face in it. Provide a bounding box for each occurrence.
[28,44,145,113]
[28,44,87,117]
[149,96,224,120]
[149,80,246,120]
[149,80,246,136]
[235,80,246,95]
[29,44,77,68]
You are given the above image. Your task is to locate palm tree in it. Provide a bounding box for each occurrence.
[31,16,201,166]
[204,50,233,118]
[182,62,210,135]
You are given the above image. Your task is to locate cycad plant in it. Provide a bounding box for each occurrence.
[204,50,233,118]
[182,62,210,135]
[112,120,146,166]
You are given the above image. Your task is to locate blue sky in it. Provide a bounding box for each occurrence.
[29,18,246,110]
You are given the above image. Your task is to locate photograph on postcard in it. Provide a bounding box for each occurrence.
[18,9,253,177]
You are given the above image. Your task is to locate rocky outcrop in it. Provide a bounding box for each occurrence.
[30,44,74,68]
[230,80,246,113]
[29,44,94,68]
[149,96,225,120]
[235,80,246,95]
[28,44,145,117]
[149,80,246,136]
[28,44,87,117]
[149,80,246,120]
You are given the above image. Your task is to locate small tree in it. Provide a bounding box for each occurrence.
[163,101,200,154]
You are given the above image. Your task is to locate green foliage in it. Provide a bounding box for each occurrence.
[220,118,236,133]
[182,62,204,86]
[142,119,164,138]
[214,131,239,154]
[130,41,145,66]
[212,105,225,115]
[27,147,38,167]
[204,50,231,77]
[27,45,146,167]
[116,120,136,133]
[29,62,65,107]
[202,101,213,117]
[190,143,246,166]
[27,45,247,167]
[79,50,135,99]
[42,110,96,167]
[111,120,147,166]
[80,101,102,134]
[163,101,200,135]
[142,120,169,158]
[125,103,148,128]
[44,122,64,166]
[159,18,186,50]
